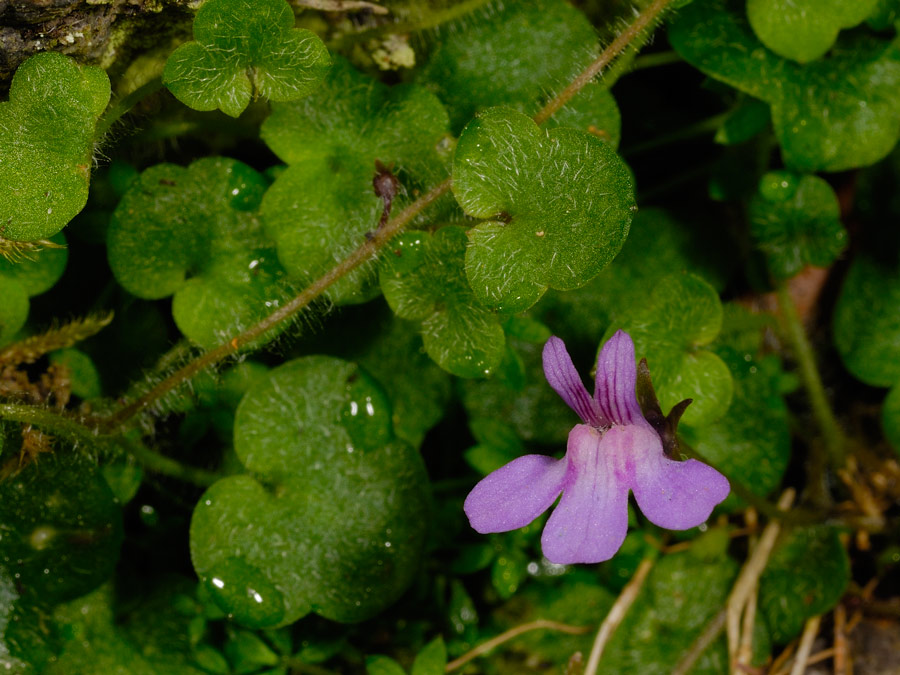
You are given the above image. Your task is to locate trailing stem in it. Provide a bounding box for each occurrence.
[98,0,673,434]
[774,280,846,468]
[0,403,219,486]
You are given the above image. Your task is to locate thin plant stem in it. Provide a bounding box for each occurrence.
[672,609,726,675]
[444,620,590,672]
[632,49,683,70]
[534,0,677,125]
[122,437,221,486]
[95,77,164,140]
[584,556,655,675]
[0,403,102,448]
[0,403,221,486]
[774,280,846,467]
[99,0,672,432]
[98,178,451,432]
[623,111,730,156]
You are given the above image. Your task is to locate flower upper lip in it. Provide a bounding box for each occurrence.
[463,330,731,564]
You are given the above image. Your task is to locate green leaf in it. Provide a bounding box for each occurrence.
[749,171,847,279]
[453,107,634,313]
[0,453,122,605]
[418,0,600,132]
[260,58,451,304]
[882,384,900,456]
[49,348,101,400]
[0,52,109,240]
[670,0,900,172]
[191,356,429,626]
[460,337,576,445]
[0,234,68,295]
[834,250,900,386]
[0,233,68,344]
[107,157,290,349]
[366,655,407,675]
[464,419,524,475]
[715,96,771,145]
[163,0,330,117]
[380,226,505,378]
[353,312,452,449]
[411,636,447,675]
[534,207,733,351]
[0,277,29,345]
[608,273,734,427]
[601,546,739,674]
[0,570,55,674]
[747,0,878,63]
[759,526,850,641]
[681,346,790,509]
[491,548,529,600]
[224,630,280,673]
[48,584,207,675]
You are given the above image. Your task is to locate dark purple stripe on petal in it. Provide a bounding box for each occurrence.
[595,330,645,426]
[464,454,566,533]
[542,336,606,426]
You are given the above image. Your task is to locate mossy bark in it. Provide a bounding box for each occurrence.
[0,0,197,87]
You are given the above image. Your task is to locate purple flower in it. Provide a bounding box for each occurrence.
[464,330,730,564]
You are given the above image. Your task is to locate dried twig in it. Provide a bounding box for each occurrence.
[834,603,849,675]
[584,557,655,675]
[789,614,822,675]
[672,609,726,675]
[444,620,590,672]
[726,489,796,673]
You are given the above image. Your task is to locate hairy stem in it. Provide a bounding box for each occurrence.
[0,403,219,486]
[100,0,669,431]
[445,620,590,672]
[534,0,677,125]
[95,77,164,140]
[774,280,846,468]
[100,179,451,432]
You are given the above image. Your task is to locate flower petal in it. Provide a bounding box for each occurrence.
[632,452,730,530]
[594,330,648,427]
[543,336,606,426]
[464,454,566,533]
[540,425,631,564]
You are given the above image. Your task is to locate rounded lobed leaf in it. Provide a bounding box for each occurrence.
[670,0,900,172]
[453,107,635,313]
[681,345,790,510]
[0,454,123,605]
[834,250,900,386]
[261,58,451,304]
[606,273,733,427]
[0,279,29,345]
[758,526,849,641]
[380,226,506,378]
[0,52,110,240]
[107,157,289,349]
[191,356,429,626]
[163,0,331,117]
[0,234,67,344]
[750,171,847,278]
[417,0,600,132]
[747,0,878,63]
